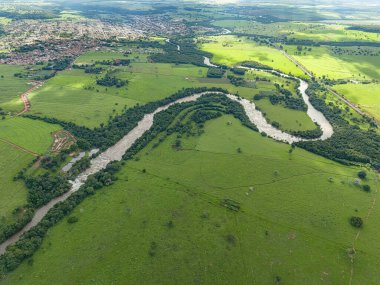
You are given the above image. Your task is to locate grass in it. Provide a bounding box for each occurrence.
[28,69,139,128]
[74,51,129,65]
[0,141,31,232]
[212,20,380,43]
[24,61,302,130]
[285,45,380,80]
[0,116,61,154]
[333,83,380,121]
[0,17,11,25]
[0,65,30,112]
[3,114,378,284]
[0,117,61,231]
[199,35,305,78]
[27,59,317,131]
[255,98,318,131]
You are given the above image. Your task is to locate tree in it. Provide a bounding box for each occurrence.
[358,170,367,179]
[350,216,363,228]
[363,185,371,192]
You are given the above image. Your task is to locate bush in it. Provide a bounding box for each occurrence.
[363,185,371,192]
[358,170,367,179]
[350,216,363,228]
[207,68,225,78]
[67,216,79,224]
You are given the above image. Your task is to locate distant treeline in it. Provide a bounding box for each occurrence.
[0,10,54,20]
[347,26,380,34]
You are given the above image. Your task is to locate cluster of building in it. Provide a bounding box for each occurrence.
[0,19,143,65]
[128,15,190,35]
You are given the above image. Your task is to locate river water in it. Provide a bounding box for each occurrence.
[0,58,333,256]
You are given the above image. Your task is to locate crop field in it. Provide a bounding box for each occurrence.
[285,45,380,80]
[0,65,30,112]
[3,114,377,284]
[199,35,305,77]
[0,117,61,154]
[333,83,380,121]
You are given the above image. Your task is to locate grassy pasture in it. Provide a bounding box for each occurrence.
[0,117,61,231]
[333,83,380,121]
[212,20,380,43]
[3,115,378,285]
[0,117,61,154]
[254,98,317,131]
[74,51,129,65]
[29,61,316,131]
[285,45,380,80]
[0,65,30,112]
[0,142,31,232]
[199,35,305,77]
[28,69,139,128]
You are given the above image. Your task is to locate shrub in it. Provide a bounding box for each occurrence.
[350,216,363,228]
[67,216,79,224]
[358,170,367,179]
[363,185,371,192]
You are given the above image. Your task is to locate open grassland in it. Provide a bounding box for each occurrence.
[0,117,61,232]
[74,50,149,65]
[285,45,380,80]
[29,60,316,131]
[289,24,380,43]
[0,117,61,154]
[0,65,30,112]
[200,35,305,77]
[0,142,31,233]
[254,98,317,131]
[333,83,380,121]
[212,20,380,43]
[28,69,139,128]
[74,51,129,65]
[3,115,378,285]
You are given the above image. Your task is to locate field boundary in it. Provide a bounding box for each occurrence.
[0,138,39,156]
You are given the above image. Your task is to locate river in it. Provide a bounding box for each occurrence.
[0,58,334,256]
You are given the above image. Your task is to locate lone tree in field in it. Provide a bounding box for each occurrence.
[350,216,363,228]
[358,170,367,180]
[363,185,371,192]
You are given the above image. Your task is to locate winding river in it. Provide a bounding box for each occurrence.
[0,57,333,256]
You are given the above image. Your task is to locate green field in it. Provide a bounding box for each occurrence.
[285,45,380,80]
[29,58,316,131]
[0,65,30,112]
[0,142,31,231]
[74,51,129,65]
[27,69,139,128]
[254,98,317,131]
[333,83,380,121]
[200,35,305,77]
[3,114,378,284]
[0,116,61,231]
[212,20,380,43]
[0,117,61,154]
